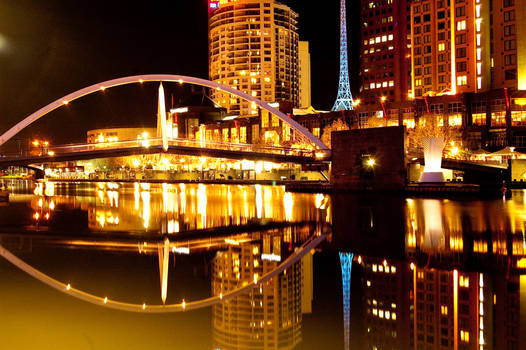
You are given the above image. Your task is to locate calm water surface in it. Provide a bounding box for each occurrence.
[0,180,525,350]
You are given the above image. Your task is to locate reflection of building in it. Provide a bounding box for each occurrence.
[360,257,411,349]
[211,232,311,349]
[410,266,491,350]
[208,0,300,116]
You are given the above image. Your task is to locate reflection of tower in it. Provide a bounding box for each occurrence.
[212,234,304,350]
[339,252,353,350]
[332,0,354,111]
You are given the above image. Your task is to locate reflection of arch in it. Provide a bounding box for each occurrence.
[0,233,325,313]
[0,75,329,152]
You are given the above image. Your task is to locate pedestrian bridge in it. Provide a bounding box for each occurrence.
[0,137,330,167]
[0,74,331,167]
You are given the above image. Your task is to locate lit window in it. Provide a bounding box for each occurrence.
[388,34,393,40]
[457,20,466,31]
[441,305,448,315]
[438,43,445,51]
[457,75,467,86]
[460,330,470,342]
[381,35,387,42]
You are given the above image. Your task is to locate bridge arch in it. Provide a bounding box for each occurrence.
[0,234,325,313]
[0,74,329,152]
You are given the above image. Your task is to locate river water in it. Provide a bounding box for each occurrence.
[0,180,524,349]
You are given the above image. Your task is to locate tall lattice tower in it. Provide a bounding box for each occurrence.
[332,0,354,111]
[339,252,353,350]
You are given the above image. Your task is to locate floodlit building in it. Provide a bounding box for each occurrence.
[208,0,300,116]
[408,0,526,98]
[298,41,311,108]
[360,0,412,104]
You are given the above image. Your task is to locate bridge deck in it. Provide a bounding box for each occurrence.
[0,138,330,166]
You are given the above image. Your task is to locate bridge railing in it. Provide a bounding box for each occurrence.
[42,137,331,160]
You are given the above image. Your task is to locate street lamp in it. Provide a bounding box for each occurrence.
[352,99,361,108]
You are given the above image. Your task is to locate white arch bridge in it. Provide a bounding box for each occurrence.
[0,75,331,166]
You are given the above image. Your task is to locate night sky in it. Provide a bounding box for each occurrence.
[0,0,360,149]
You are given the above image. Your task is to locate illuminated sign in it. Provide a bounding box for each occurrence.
[209,0,239,11]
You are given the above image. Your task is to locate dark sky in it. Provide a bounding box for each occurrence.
[0,0,360,149]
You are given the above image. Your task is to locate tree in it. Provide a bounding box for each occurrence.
[406,114,452,150]
[321,119,350,148]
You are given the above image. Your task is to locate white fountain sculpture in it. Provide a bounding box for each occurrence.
[419,137,445,183]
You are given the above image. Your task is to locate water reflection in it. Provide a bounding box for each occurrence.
[1,181,526,349]
[334,193,526,350]
[211,235,313,350]
[5,181,327,234]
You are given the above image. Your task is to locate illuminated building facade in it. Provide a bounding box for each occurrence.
[360,0,412,104]
[211,235,305,350]
[410,0,491,97]
[491,0,526,91]
[409,0,526,98]
[86,128,157,144]
[208,0,300,116]
[298,41,311,108]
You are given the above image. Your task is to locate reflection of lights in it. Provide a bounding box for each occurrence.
[34,184,43,196]
[167,219,180,234]
[197,184,207,229]
[315,193,328,210]
[141,191,150,229]
[225,239,240,245]
[172,247,189,254]
[284,192,293,221]
[261,253,281,262]
[38,198,43,207]
[44,182,55,197]
[255,185,263,219]
[33,212,40,220]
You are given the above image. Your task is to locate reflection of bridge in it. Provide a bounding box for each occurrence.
[0,224,326,313]
[0,137,328,167]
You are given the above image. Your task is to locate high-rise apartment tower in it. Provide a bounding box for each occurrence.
[208,0,300,116]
